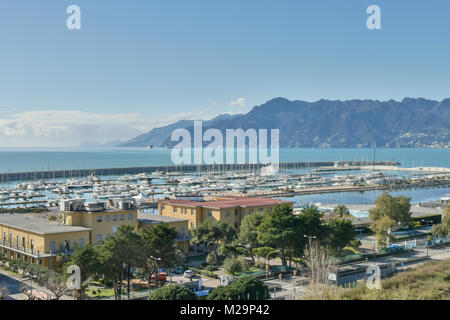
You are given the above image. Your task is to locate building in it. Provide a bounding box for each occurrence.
[0,198,191,269]
[0,214,90,269]
[158,197,294,232]
[61,199,138,244]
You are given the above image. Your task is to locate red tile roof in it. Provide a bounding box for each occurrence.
[160,197,293,209]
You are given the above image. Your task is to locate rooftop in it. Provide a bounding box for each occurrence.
[160,197,293,209]
[0,214,91,235]
[138,213,189,225]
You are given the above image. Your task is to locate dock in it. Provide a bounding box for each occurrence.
[210,179,450,198]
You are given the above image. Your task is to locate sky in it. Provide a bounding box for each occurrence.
[0,0,449,147]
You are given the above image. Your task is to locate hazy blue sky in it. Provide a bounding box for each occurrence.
[0,0,449,146]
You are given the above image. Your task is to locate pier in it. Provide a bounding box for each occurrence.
[0,161,399,182]
[210,179,450,198]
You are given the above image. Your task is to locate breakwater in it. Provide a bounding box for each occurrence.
[0,161,399,182]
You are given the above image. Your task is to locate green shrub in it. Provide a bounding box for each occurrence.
[149,285,197,300]
[208,276,269,300]
[205,265,218,272]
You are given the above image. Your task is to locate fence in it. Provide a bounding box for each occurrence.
[416,237,450,248]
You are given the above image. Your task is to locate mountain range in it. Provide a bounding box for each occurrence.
[118,97,450,148]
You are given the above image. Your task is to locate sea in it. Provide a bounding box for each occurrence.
[0,147,448,173]
[0,147,448,210]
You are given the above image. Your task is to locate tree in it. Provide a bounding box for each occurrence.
[325,219,355,256]
[238,211,265,262]
[46,271,67,300]
[350,239,362,249]
[432,205,450,238]
[369,193,411,248]
[25,264,50,286]
[98,225,145,299]
[149,285,197,300]
[257,204,298,266]
[252,247,278,265]
[223,257,249,276]
[68,244,102,298]
[192,221,236,265]
[302,238,336,299]
[207,276,269,300]
[333,204,350,218]
[294,205,328,260]
[142,223,179,288]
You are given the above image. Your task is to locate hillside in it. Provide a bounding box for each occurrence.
[331,259,450,300]
[119,98,450,148]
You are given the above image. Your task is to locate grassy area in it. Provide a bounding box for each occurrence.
[85,288,116,299]
[331,259,450,300]
[342,247,363,255]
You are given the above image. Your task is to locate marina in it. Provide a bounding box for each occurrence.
[0,160,448,216]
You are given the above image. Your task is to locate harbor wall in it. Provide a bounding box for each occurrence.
[0,161,399,182]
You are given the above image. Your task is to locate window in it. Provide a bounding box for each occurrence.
[105,233,111,240]
[97,215,103,222]
[234,209,238,216]
[190,222,195,228]
[128,213,133,220]
[97,234,103,241]
[208,210,212,217]
[225,211,230,217]
[268,207,272,212]
[16,235,20,245]
[174,207,178,214]
[120,214,125,220]
[113,214,118,221]
[106,215,111,222]
[79,239,85,248]
[50,241,56,252]
[235,222,238,228]
[3,232,5,241]
[30,239,34,250]
[249,209,254,215]
[161,204,165,210]
[258,208,263,212]
[112,226,118,234]
[191,209,194,216]
[22,237,26,248]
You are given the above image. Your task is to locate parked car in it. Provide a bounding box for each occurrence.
[151,272,167,282]
[172,267,185,274]
[183,270,195,279]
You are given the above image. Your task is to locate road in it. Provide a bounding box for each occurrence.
[265,244,450,300]
[0,270,23,300]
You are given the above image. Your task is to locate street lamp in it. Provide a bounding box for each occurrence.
[148,255,162,294]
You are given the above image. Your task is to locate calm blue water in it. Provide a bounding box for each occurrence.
[277,186,450,207]
[0,147,448,173]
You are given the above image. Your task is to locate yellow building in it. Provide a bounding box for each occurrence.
[158,197,294,232]
[62,204,138,244]
[0,199,192,269]
[0,214,91,269]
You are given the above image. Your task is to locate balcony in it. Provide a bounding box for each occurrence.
[0,239,71,258]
